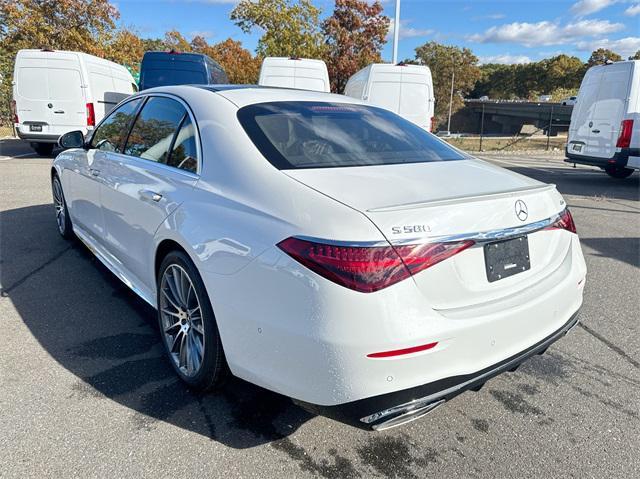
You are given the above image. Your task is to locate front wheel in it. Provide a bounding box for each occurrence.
[605,166,634,179]
[157,251,228,391]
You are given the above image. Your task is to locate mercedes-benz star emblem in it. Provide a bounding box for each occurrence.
[515,200,528,222]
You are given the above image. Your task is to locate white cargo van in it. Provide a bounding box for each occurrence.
[566,60,639,178]
[258,57,330,93]
[344,63,435,132]
[12,49,136,156]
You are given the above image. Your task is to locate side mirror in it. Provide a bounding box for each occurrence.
[59,130,85,149]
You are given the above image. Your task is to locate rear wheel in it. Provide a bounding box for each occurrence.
[157,251,228,391]
[605,166,634,179]
[33,143,54,156]
[52,175,74,239]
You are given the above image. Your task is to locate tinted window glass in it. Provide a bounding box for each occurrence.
[237,102,468,170]
[90,98,142,152]
[166,115,198,173]
[142,69,206,89]
[124,97,186,162]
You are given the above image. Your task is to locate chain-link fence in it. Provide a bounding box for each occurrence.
[443,134,567,153]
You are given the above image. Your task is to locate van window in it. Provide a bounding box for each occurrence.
[18,68,48,100]
[238,102,468,170]
[48,69,82,101]
[90,98,143,152]
[124,96,187,164]
[142,69,206,89]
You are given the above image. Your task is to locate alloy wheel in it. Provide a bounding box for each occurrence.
[52,177,66,235]
[159,264,206,377]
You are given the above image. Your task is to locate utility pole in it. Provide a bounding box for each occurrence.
[392,0,400,64]
[447,69,455,132]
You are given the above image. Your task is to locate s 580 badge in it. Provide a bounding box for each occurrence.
[391,225,430,234]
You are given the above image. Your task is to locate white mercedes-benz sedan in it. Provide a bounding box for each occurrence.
[52,85,586,430]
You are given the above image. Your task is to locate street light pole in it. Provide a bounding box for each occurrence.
[392,0,400,64]
[447,69,455,132]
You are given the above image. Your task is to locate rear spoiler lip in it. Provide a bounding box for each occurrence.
[366,183,556,213]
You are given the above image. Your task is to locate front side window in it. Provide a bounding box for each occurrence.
[237,102,469,170]
[124,97,186,163]
[90,98,142,152]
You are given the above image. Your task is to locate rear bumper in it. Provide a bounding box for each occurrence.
[297,310,580,430]
[565,147,640,169]
[15,130,59,143]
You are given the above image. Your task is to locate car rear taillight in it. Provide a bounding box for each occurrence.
[277,237,474,293]
[545,208,577,234]
[616,119,634,148]
[10,100,18,123]
[86,102,95,127]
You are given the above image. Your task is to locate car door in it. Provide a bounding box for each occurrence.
[98,95,200,293]
[68,97,143,245]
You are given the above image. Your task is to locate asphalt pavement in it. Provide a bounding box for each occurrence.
[1,138,638,478]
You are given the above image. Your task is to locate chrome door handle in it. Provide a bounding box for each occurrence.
[591,129,600,133]
[89,168,100,177]
[139,190,162,202]
[53,110,65,114]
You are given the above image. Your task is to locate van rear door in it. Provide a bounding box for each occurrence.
[590,62,632,159]
[367,69,402,114]
[15,55,86,137]
[568,66,603,157]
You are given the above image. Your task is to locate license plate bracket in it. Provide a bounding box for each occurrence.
[571,143,582,152]
[29,124,42,132]
[484,236,530,283]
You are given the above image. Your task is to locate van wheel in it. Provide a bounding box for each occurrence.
[157,251,229,391]
[605,166,634,179]
[33,143,54,156]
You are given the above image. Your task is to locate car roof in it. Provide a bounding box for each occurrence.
[196,85,367,108]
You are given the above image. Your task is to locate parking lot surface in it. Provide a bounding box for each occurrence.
[1,139,638,478]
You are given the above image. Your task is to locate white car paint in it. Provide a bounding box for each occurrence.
[344,63,435,131]
[13,49,136,149]
[52,85,586,429]
[258,57,330,92]
[567,60,639,172]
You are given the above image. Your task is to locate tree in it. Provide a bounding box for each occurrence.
[163,30,192,52]
[231,0,325,59]
[106,28,145,75]
[543,54,585,92]
[414,42,480,127]
[208,38,261,84]
[629,50,640,60]
[322,0,389,93]
[587,48,623,67]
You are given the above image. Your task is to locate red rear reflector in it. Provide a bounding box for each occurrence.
[277,237,474,292]
[616,119,633,148]
[545,208,577,234]
[86,102,95,127]
[10,100,18,123]
[367,341,438,358]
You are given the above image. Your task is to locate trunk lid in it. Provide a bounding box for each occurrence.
[285,159,571,312]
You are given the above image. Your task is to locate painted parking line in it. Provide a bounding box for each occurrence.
[0,152,36,161]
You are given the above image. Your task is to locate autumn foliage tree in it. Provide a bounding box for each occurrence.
[587,48,623,67]
[414,42,481,127]
[191,36,260,84]
[231,0,325,59]
[322,0,389,93]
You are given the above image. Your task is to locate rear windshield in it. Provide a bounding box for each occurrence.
[141,68,206,89]
[237,102,468,169]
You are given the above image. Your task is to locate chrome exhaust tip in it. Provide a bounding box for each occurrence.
[361,398,445,431]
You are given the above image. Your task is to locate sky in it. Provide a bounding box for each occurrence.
[114,0,640,63]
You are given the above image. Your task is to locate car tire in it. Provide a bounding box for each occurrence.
[605,166,634,179]
[157,250,228,391]
[52,174,74,239]
[33,143,54,156]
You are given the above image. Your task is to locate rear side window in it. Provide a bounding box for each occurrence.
[123,96,198,173]
[237,102,468,169]
[90,98,142,152]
